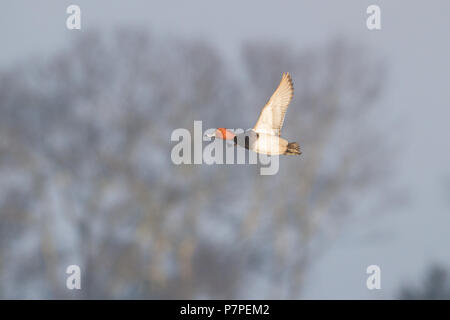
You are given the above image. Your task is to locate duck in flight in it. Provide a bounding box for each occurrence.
[206,72,301,156]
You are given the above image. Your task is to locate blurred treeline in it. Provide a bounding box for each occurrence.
[399,265,450,299]
[0,29,391,298]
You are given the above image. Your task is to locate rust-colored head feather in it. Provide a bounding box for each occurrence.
[216,128,235,140]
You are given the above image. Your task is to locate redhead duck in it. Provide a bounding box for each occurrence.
[207,73,301,156]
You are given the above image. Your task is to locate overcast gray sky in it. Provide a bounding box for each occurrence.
[2,0,450,298]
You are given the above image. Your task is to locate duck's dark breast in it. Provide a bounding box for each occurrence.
[234,130,258,150]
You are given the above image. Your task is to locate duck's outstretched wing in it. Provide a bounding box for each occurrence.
[253,72,294,136]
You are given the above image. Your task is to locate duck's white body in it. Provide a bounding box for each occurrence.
[234,130,291,155]
[252,133,289,155]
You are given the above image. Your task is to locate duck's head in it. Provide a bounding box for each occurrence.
[205,128,236,140]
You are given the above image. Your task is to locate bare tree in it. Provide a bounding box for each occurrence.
[0,29,390,298]
[399,265,450,300]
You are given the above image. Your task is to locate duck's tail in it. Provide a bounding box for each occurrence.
[285,142,301,155]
